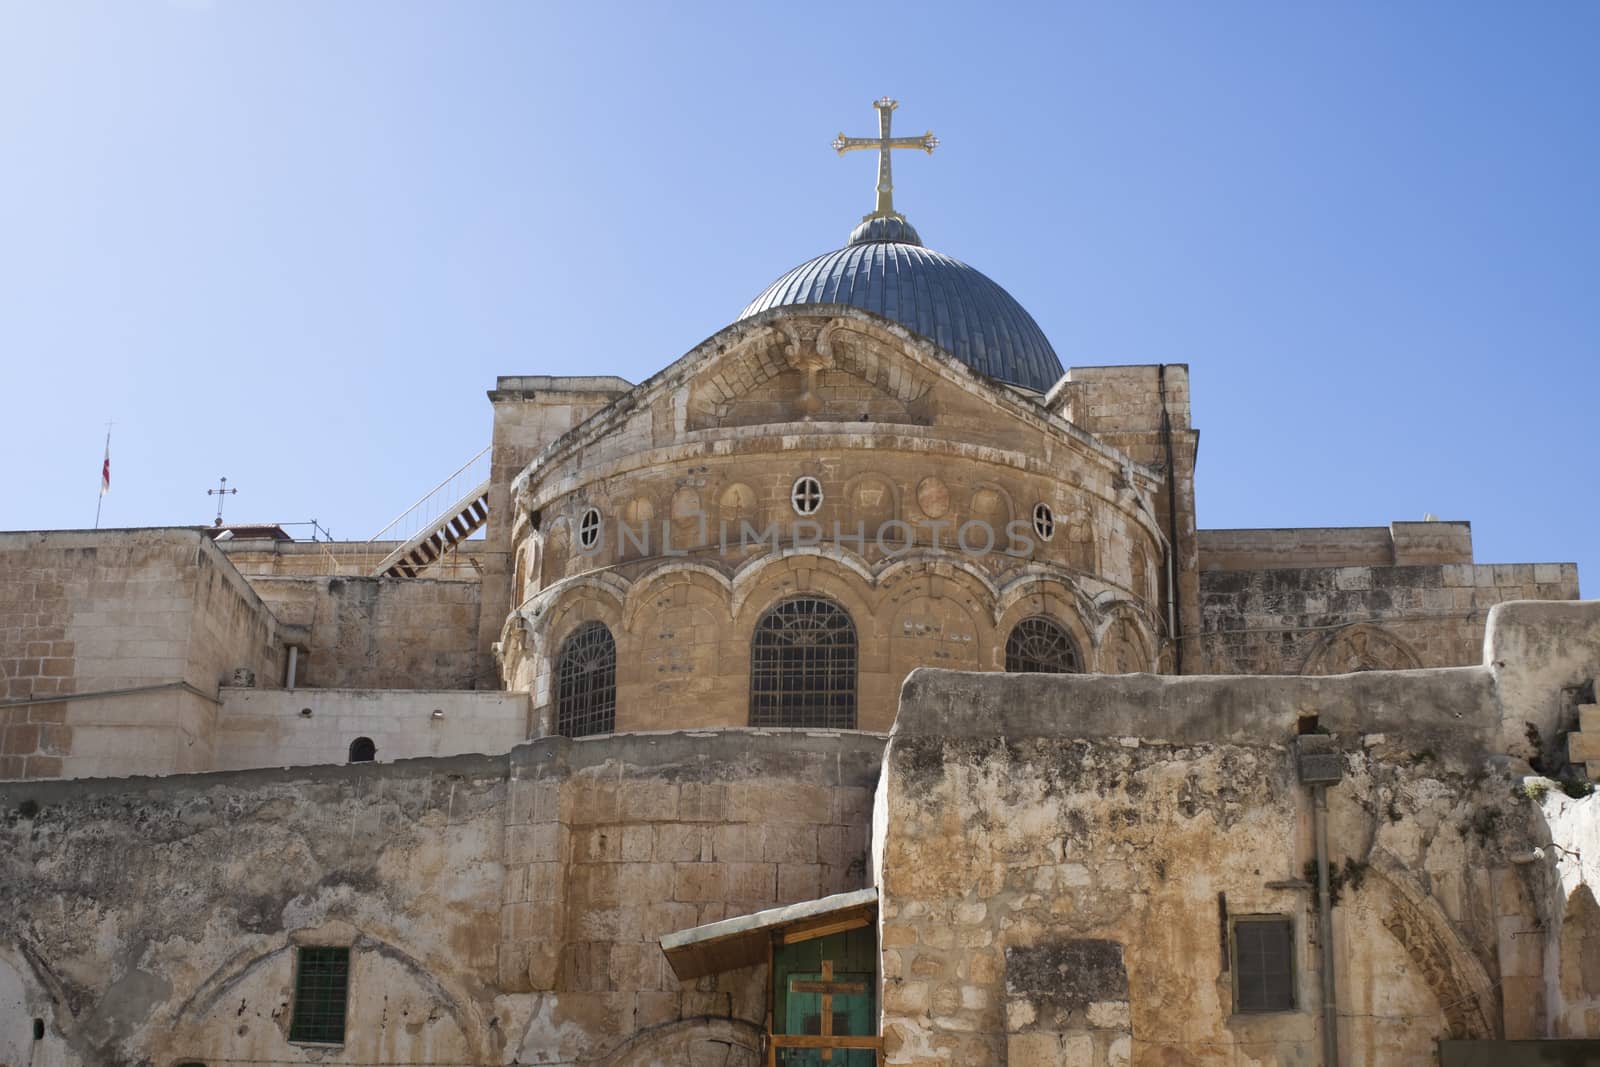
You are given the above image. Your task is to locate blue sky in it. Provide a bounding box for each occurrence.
[1,2,1595,594]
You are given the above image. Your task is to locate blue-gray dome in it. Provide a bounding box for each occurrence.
[739,232,1064,393]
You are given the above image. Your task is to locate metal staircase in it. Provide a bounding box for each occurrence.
[370,446,490,578]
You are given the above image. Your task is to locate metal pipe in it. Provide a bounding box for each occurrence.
[286,645,299,690]
[1314,783,1339,1067]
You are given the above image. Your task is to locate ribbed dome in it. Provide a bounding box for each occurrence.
[739,237,1064,394]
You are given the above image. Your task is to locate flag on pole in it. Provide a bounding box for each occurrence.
[100,437,110,496]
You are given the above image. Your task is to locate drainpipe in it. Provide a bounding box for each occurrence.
[1156,365,1184,673]
[1314,783,1339,1067]
[1296,733,1343,1067]
[285,645,300,690]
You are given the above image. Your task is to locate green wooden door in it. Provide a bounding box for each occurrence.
[773,928,877,1066]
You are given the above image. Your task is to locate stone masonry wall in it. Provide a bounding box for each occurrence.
[0,729,881,1067]
[876,631,1600,1067]
[249,574,483,689]
[0,529,281,779]
[1197,559,1579,674]
[213,687,531,770]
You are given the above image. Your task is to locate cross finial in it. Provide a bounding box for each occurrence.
[207,476,238,526]
[832,97,938,222]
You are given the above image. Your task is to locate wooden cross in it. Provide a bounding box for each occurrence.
[790,959,866,1062]
[208,476,238,526]
[832,97,938,221]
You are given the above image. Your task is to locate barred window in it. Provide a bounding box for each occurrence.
[750,597,857,729]
[1005,617,1082,674]
[1232,917,1296,1013]
[556,622,617,737]
[347,736,375,763]
[289,946,350,1044]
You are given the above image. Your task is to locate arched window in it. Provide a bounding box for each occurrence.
[556,622,616,737]
[348,736,376,763]
[750,597,857,729]
[1005,617,1082,674]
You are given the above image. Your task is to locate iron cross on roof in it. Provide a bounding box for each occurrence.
[832,97,938,221]
[208,476,238,526]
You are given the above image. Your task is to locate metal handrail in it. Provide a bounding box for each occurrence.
[368,445,490,544]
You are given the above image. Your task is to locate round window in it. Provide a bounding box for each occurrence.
[578,507,602,548]
[1033,502,1055,542]
[791,476,824,516]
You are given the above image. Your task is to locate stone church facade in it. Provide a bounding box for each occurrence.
[2,102,1596,1065]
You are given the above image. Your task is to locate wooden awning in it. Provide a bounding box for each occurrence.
[659,887,877,981]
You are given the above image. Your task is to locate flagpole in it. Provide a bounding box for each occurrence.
[95,422,111,529]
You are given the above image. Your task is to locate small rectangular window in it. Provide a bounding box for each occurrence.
[1232,917,1295,1013]
[289,946,350,1044]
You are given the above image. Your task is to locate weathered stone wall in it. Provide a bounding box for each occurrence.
[1196,524,1579,674]
[875,603,1600,1065]
[219,536,488,579]
[0,729,881,1067]
[214,687,531,769]
[250,574,483,690]
[1059,363,1200,674]
[480,375,636,689]
[0,529,281,779]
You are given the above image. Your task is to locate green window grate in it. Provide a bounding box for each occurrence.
[289,946,350,1044]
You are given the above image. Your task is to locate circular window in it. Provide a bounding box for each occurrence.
[578,507,602,548]
[791,476,824,516]
[1032,502,1055,542]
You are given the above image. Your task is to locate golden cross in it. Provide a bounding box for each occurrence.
[832,97,938,221]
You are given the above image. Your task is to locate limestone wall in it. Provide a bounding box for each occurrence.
[219,536,489,579]
[0,529,282,779]
[1197,556,1579,675]
[214,687,530,769]
[0,729,880,1067]
[249,574,483,689]
[876,604,1600,1065]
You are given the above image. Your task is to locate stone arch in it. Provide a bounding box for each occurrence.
[1063,499,1098,573]
[621,565,740,730]
[993,574,1097,674]
[568,1015,762,1067]
[1558,883,1600,1034]
[621,563,733,633]
[621,495,658,561]
[1352,859,1498,1040]
[169,930,483,1063]
[1095,605,1156,674]
[530,580,628,732]
[844,471,899,543]
[879,558,996,678]
[718,482,758,530]
[1302,624,1422,675]
[968,482,1015,543]
[543,515,573,585]
[729,549,878,624]
[669,485,706,551]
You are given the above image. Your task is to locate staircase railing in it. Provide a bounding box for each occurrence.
[369,445,491,547]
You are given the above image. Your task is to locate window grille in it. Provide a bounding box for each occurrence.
[1005,617,1082,674]
[347,737,375,763]
[791,476,824,516]
[556,622,617,737]
[1032,502,1055,541]
[1232,917,1295,1013]
[289,946,350,1044]
[750,597,857,729]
